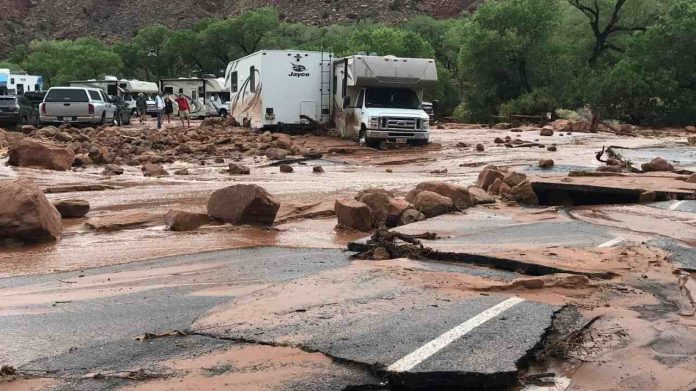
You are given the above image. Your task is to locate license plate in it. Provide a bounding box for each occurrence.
[396,137,407,144]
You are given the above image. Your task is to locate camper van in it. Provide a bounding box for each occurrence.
[224,50,333,129]
[333,55,436,146]
[160,77,230,118]
[224,51,436,145]
[0,69,43,96]
[69,77,159,116]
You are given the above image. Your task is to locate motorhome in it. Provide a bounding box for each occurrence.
[224,50,333,129]
[224,51,436,145]
[333,54,437,146]
[0,69,43,95]
[160,76,230,118]
[69,77,159,115]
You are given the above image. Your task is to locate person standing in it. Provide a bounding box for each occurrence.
[135,93,147,124]
[164,95,174,125]
[155,93,165,129]
[175,94,191,128]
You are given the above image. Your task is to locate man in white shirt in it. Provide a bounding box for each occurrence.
[155,93,165,129]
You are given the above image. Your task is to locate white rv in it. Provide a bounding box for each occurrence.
[69,77,159,115]
[0,69,44,95]
[333,55,437,146]
[224,51,436,145]
[224,50,333,129]
[160,76,230,118]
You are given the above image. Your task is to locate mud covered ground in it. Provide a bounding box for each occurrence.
[0,118,695,390]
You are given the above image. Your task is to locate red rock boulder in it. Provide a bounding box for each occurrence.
[0,179,62,243]
[207,184,280,226]
[8,139,75,170]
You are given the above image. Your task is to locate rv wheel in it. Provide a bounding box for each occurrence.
[219,109,228,118]
[359,128,367,146]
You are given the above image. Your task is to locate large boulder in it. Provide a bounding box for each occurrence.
[266,148,288,160]
[8,139,75,170]
[207,184,280,226]
[399,208,426,225]
[335,199,372,232]
[0,179,62,244]
[502,172,527,188]
[413,191,454,218]
[540,126,554,137]
[407,181,473,210]
[476,166,505,191]
[165,210,211,231]
[641,157,674,172]
[52,199,90,218]
[356,192,391,228]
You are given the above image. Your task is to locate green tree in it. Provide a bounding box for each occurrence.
[22,38,122,86]
[0,61,23,72]
[456,0,564,121]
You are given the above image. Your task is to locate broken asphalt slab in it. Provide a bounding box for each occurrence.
[1,246,559,390]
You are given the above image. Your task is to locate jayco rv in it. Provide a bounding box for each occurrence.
[224,50,333,129]
[159,77,230,118]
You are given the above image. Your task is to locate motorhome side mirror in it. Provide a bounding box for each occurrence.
[343,96,351,109]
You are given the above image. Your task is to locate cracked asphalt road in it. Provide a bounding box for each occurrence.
[0,247,558,390]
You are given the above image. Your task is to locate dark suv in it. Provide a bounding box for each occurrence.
[0,95,36,124]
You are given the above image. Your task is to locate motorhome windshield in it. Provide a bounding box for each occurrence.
[365,88,421,110]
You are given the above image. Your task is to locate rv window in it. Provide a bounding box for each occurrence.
[45,89,89,102]
[89,90,102,101]
[333,75,337,95]
[178,88,183,94]
[365,88,421,110]
[35,84,40,91]
[250,66,256,93]
[231,72,238,93]
[164,87,173,94]
[10,78,14,84]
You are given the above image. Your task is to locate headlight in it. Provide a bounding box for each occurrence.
[369,117,380,129]
[423,119,430,130]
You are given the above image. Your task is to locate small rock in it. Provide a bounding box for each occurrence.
[303,150,323,159]
[313,165,324,173]
[456,142,469,148]
[214,157,225,163]
[142,162,169,177]
[493,123,511,130]
[641,157,674,172]
[174,168,189,175]
[687,136,696,146]
[279,164,294,173]
[266,148,289,160]
[102,164,124,176]
[228,162,250,175]
[385,168,393,173]
[547,145,557,152]
[430,168,448,174]
[476,144,485,152]
[53,199,90,218]
[539,159,555,168]
[540,126,554,137]
[399,208,426,225]
[494,137,504,144]
[503,171,527,187]
[685,173,696,183]
[164,210,211,231]
[467,186,495,205]
[639,191,656,204]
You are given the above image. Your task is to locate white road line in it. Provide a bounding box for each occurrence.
[669,200,685,211]
[597,237,623,248]
[387,297,525,373]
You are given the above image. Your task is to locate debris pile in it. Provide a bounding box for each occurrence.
[2,121,324,170]
[476,165,539,205]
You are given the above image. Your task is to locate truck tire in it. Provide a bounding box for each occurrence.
[98,113,106,125]
[359,128,367,147]
[219,109,228,118]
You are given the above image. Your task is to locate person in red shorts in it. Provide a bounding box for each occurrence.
[175,94,191,128]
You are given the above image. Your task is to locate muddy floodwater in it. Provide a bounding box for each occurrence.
[1,122,695,391]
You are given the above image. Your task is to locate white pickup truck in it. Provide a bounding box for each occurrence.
[40,87,117,125]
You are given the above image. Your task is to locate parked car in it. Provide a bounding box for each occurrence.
[0,95,36,125]
[39,87,117,125]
